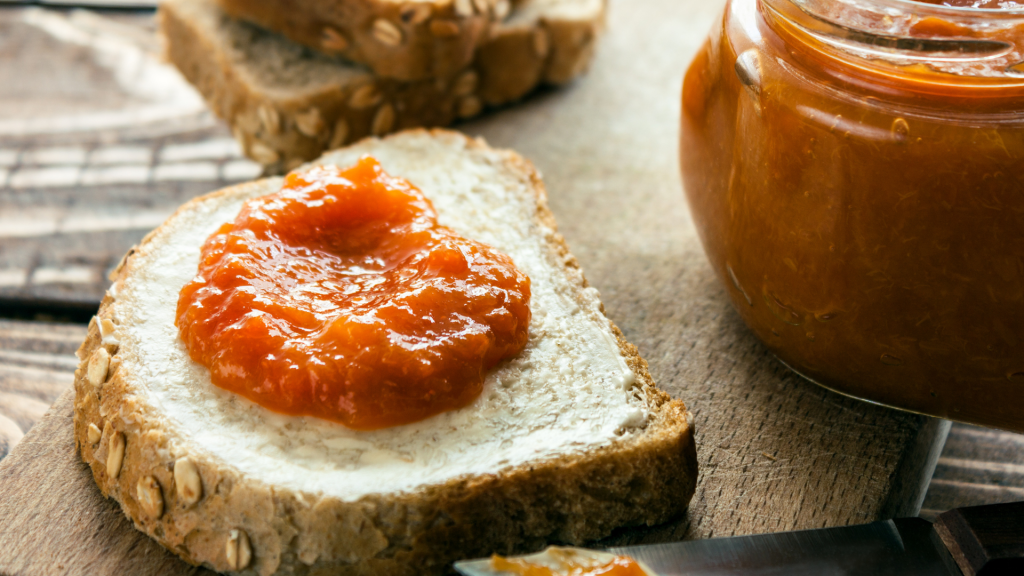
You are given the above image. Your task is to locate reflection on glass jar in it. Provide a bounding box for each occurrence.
[681,0,1024,431]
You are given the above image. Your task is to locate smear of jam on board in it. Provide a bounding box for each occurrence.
[176,157,531,430]
[490,548,649,576]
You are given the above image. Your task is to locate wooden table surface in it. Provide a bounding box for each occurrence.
[0,1,1021,574]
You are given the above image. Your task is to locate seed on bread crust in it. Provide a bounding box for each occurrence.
[294,108,325,138]
[458,96,482,119]
[371,104,396,136]
[234,111,260,136]
[430,19,460,37]
[87,423,102,445]
[320,27,349,52]
[349,84,383,110]
[137,475,164,518]
[452,70,478,97]
[454,0,474,17]
[174,457,203,506]
[372,19,404,47]
[107,432,125,479]
[226,529,252,570]
[87,348,110,389]
[258,104,281,136]
[250,141,281,165]
[329,119,350,149]
[400,3,431,24]
[99,317,118,346]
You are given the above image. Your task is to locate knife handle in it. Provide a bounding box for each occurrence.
[933,501,1024,576]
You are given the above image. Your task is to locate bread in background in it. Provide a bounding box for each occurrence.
[159,0,605,173]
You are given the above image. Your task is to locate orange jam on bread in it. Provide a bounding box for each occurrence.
[490,553,648,576]
[176,157,531,429]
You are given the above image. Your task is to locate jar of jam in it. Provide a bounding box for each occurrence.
[681,0,1024,432]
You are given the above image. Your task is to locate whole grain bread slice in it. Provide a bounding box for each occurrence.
[72,129,697,576]
[160,0,604,174]
[214,0,501,81]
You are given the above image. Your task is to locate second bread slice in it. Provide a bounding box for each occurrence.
[215,0,501,81]
[161,0,605,174]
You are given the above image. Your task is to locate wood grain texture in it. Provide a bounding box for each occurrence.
[933,502,1024,576]
[0,319,84,459]
[0,7,260,308]
[921,425,1024,521]
[0,390,211,576]
[0,0,963,574]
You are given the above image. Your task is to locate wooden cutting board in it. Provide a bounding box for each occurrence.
[0,0,951,574]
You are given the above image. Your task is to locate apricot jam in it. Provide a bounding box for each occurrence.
[490,553,648,576]
[176,157,531,430]
[682,0,1024,431]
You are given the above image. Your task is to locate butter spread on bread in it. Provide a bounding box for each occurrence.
[73,130,697,576]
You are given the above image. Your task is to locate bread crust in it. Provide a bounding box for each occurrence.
[159,0,605,174]
[214,0,493,82]
[72,130,697,576]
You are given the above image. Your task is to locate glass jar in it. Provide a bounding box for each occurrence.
[681,0,1024,432]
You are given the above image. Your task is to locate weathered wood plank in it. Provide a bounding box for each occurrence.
[0,363,74,403]
[0,7,260,309]
[933,457,1024,488]
[940,425,1024,464]
[0,319,84,458]
[920,424,1024,521]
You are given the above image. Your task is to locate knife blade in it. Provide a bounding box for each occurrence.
[607,518,960,576]
[454,502,1024,576]
[455,519,958,576]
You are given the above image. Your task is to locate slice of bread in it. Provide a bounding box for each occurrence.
[214,0,501,81]
[72,130,697,576]
[159,0,604,174]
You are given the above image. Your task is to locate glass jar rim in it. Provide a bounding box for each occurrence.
[761,0,1024,80]
[765,0,1024,19]
[876,0,1024,16]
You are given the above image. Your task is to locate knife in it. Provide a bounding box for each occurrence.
[454,501,1024,576]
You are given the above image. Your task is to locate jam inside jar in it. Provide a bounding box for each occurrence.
[682,0,1024,431]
